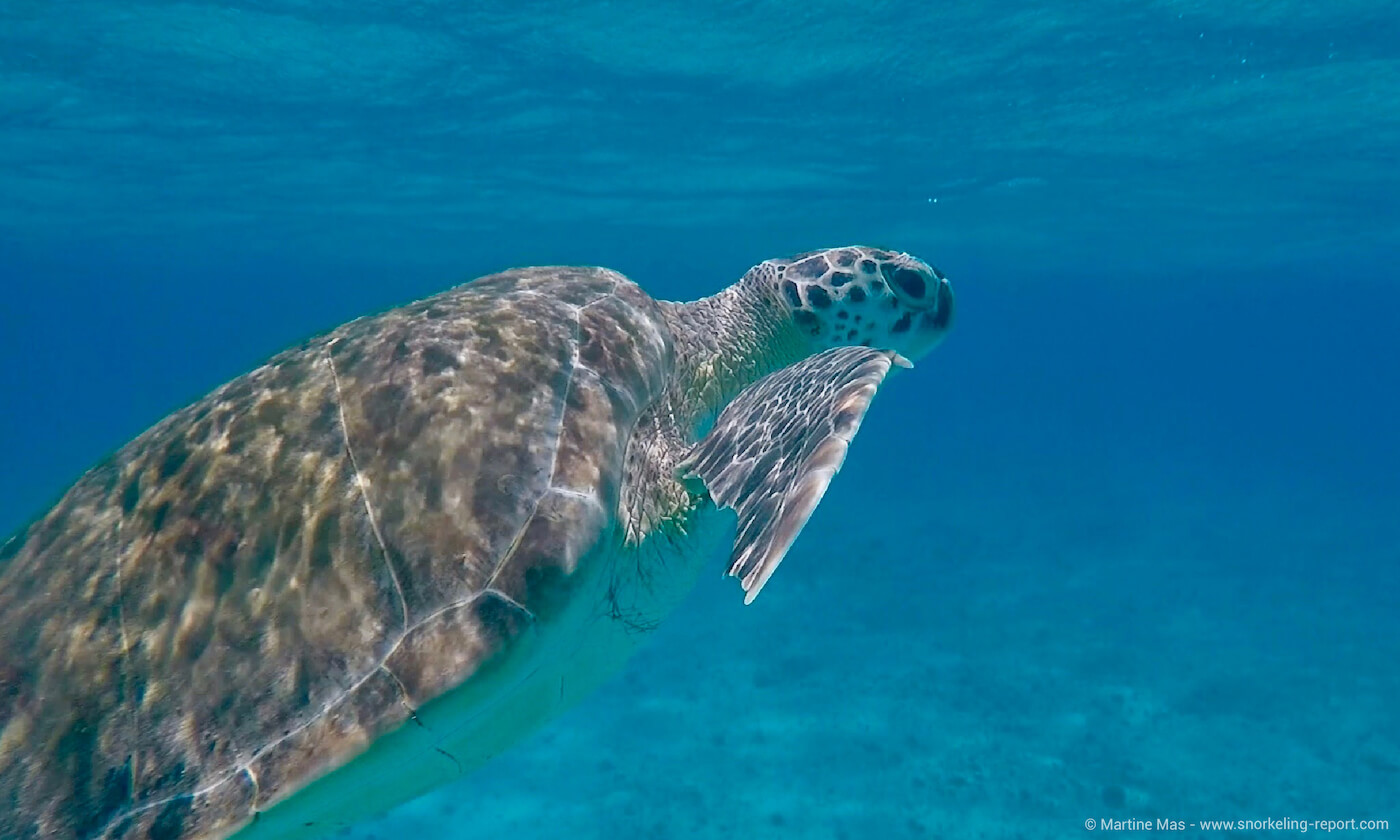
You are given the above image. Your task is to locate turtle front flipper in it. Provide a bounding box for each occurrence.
[678,346,910,604]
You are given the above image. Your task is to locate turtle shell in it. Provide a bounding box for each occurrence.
[0,266,673,839]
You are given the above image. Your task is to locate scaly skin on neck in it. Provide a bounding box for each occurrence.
[619,268,808,548]
[658,267,810,438]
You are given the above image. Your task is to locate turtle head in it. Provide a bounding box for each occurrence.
[758,246,954,363]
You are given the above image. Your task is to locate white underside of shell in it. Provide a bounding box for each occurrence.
[233,504,731,840]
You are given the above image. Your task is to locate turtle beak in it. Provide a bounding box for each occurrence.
[927,276,954,332]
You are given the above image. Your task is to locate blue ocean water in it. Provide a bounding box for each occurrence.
[1,1,1397,837]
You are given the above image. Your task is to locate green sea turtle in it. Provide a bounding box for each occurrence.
[0,246,954,839]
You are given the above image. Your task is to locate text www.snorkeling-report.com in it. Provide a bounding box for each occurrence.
[1085,817,1390,832]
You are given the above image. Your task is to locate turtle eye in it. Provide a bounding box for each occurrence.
[880,259,940,309]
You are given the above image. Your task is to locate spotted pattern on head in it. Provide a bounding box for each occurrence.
[762,246,954,361]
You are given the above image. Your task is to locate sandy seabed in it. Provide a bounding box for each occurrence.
[346,455,1398,840]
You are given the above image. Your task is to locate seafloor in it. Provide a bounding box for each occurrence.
[345,406,1399,839]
